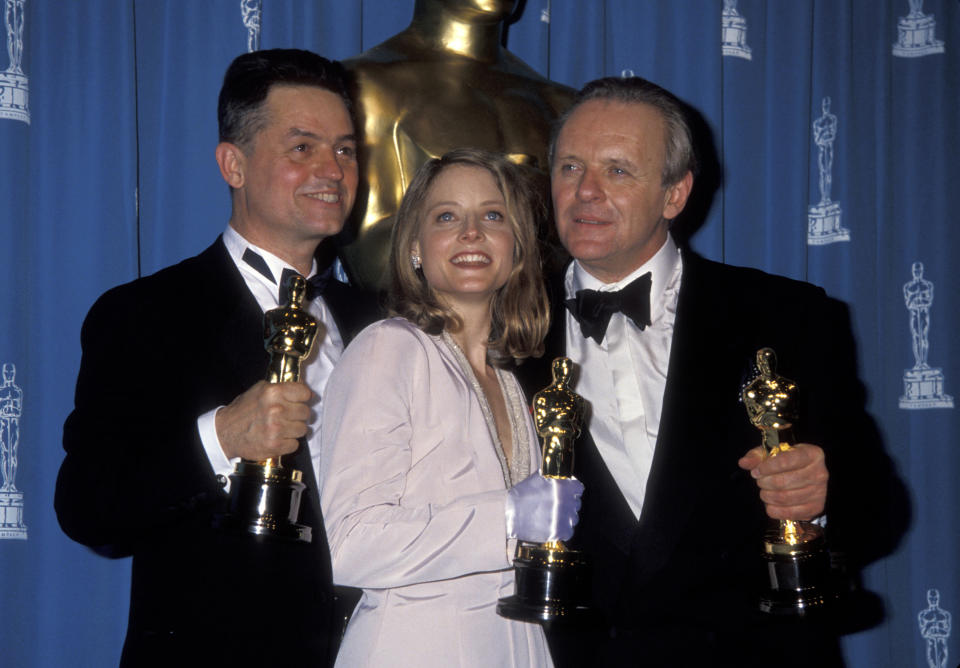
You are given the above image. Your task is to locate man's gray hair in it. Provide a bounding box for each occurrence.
[550,76,697,187]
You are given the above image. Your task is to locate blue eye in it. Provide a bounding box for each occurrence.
[484,211,504,221]
[437,212,455,222]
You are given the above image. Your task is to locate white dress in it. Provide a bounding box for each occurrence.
[319,318,553,667]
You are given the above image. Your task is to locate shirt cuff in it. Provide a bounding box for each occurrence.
[197,407,238,484]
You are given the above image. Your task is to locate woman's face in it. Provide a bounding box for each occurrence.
[412,164,516,312]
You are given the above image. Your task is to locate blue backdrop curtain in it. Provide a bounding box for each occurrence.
[0,1,955,666]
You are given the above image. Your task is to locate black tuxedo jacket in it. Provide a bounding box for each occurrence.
[516,251,904,667]
[56,238,380,668]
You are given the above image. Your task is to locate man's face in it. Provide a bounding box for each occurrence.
[551,100,691,283]
[225,85,357,260]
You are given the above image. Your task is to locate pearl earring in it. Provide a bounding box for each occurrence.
[411,254,422,270]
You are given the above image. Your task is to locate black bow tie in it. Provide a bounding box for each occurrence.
[564,272,652,344]
[242,248,332,303]
[278,267,333,303]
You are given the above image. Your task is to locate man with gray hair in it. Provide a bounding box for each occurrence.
[518,76,904,666]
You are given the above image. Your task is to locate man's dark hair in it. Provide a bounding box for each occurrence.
[550,76,698,186]
[217,48,352,150]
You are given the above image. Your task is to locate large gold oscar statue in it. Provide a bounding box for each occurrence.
[340,0,574,290]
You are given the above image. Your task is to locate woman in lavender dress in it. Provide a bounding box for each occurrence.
[320,149,582,667]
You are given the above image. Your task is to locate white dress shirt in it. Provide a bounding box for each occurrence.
[564,235,683,519]
[196,224,345,486]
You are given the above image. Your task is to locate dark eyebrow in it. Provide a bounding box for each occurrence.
[287,128,357,144]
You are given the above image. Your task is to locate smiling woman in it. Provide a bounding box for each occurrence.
[388,148,548,365]
[318,149,583,667]
[413,164,516,310]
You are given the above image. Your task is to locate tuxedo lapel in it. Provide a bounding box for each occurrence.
[199,240,269,394]
[629,251,751,579]
[320,279,381,345]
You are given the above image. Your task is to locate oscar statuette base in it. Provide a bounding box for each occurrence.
[759,527,834,616]
[497,543,592,623]
[214,460,312,543]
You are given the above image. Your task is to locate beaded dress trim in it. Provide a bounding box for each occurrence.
[440,331,531,487]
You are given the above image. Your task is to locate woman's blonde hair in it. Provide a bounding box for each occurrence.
[388,148,549,365]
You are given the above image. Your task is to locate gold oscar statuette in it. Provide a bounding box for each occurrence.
[742,347,834,614]
[497,357,592,623]
[216,274,317,542]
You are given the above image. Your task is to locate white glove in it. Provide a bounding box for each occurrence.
[505,472,584,543]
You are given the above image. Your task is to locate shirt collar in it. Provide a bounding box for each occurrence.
[223,224,318,289]
[566,234,680,306]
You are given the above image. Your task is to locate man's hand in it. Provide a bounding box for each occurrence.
[215,380,313,461]
[737,443,828,521]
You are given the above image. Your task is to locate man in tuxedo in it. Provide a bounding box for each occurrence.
[55,49,378,667]
[518,76,904,666]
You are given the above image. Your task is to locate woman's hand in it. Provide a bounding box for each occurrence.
[505,473,584,542]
